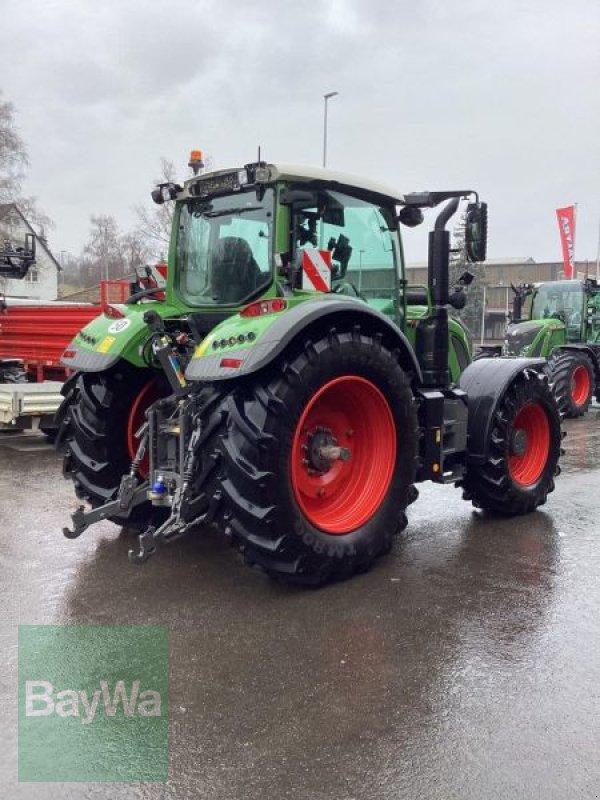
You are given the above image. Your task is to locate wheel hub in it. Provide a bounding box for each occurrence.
[290,375,396,534]
[510,428,528,457]
[303,427,352,474]
[570,365,591,406]
[507,402,551,487]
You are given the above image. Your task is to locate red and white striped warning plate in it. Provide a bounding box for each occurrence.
[301,249,332,293]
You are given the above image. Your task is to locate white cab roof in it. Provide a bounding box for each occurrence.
[269,163,402,203]
[183,163,403,204]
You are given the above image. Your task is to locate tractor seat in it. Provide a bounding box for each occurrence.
[210,237,263,303]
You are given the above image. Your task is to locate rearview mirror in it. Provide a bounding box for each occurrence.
[465,202,487,263]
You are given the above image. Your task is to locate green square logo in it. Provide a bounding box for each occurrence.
[18,625,168,782]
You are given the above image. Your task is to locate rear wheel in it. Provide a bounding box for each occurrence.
[546,350,594,418]
[460,369,561,515]
[56,363,168,527]
[191,327,419,585]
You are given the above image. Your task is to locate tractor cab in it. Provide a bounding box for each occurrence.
[62,158,479,388]
[530,280,587,340]
[172,162,407,321]
[505,279,600,357]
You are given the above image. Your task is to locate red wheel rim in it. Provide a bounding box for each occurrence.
[571,365,591,406]
[127,379,161,477]
[508,402,550,487]
[290,376,396,534]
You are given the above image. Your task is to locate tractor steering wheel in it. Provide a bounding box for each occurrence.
[333,281,362,298]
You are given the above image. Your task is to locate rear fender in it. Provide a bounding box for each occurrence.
[186,296,423,383]
[458,357,546,460]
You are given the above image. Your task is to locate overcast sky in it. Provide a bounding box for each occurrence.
[1,0,599,265]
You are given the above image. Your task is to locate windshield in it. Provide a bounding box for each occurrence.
[176,189,274,306]
[530,281,585,325]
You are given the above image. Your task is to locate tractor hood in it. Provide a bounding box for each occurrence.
[503,319,555,356]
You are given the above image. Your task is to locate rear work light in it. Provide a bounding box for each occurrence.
[240,298,287,318]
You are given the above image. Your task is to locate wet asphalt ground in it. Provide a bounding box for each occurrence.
[1,408,600,799]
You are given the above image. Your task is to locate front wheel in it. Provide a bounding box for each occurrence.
[460,369,562,515]
[192,327,419,585]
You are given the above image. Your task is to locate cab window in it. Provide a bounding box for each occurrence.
[176,189,273,306]
[292,189,399,305]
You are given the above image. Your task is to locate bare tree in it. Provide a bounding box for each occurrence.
[134,157,177,259]
[134,154,215,260]
[18,195,54,235]
[84,214,124,281]
[121,229,151,274]
[0,93,53,236]
[0,92,28,202]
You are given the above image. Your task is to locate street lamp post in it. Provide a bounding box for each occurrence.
[322,91,339,168]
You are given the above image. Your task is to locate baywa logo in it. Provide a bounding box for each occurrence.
[25,679,162,724]
[19,625,168,782]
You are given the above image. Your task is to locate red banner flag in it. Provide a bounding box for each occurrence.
[556,206,576,279]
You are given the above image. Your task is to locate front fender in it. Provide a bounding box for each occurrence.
[60,302,181,372]
[186,296,423,383]
[458,357,546,460]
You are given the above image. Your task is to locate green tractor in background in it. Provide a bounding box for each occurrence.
[57,157,562,585]
[500,279,600,418]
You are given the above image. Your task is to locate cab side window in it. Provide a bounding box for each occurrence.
[293,189,399,303]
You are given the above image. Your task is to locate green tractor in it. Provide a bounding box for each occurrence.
[499,279,600,418]
[57,158,562,585]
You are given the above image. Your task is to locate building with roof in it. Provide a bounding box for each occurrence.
[0,203,61,302]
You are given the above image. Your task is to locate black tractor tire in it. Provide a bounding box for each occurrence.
[459,369,562,515]
[546,349,594,418]
[55,363,167,527]
[189,326,419,586]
